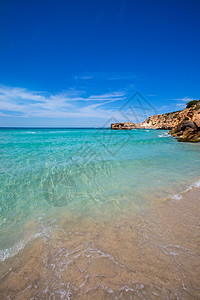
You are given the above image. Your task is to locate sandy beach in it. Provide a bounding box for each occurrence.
[0,184,200,299]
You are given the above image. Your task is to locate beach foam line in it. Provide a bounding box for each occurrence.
[171,179,200,200]
[0,218,56,262]
[0,233,41,262]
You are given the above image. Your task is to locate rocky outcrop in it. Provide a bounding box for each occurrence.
[139,100,200,131]
[111,100,200,142]
[139,112,181,130]
[169,120,200,142]
[111,122,136,130]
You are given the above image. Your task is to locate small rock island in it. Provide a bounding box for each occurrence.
[111,100,200,142]
[111,122,136,130]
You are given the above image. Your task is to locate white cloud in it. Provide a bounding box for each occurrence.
[161,97,196,110]
[73,72,137,81]
[0,85,126,119]
[174,97,195,102]
[163,97,195,102]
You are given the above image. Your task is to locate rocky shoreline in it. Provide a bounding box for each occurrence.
[111,100,200,142]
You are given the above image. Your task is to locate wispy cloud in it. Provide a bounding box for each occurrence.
[0,85,126,119]
[163,97,195,102]
[161,97,195,109]
[74,75,94,80]
[174,97,195,102]
[73,72,137,81]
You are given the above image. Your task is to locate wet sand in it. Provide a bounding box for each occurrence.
[0,187,200,299]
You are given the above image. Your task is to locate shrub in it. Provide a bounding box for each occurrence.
[194,104,200,110]
[186,100,199,108]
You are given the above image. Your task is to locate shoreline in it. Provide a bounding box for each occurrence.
[0,182,200,299]
[1,176,200,262]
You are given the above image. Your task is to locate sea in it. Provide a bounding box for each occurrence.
[0,128,200,299]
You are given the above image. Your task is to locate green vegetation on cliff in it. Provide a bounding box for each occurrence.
[186,100,199,108]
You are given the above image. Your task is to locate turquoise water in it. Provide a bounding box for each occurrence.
[0,128,200,258]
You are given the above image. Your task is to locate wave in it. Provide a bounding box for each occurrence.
[158,133,171,138]
[24,131,36,134]
[0,218,54,262]
[171,179,200,200]
[0,233,40,262]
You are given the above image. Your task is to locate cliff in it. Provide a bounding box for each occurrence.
[139,111,181,129]
[140,100,200,142]
[140,100,200,130]
[111,100,200,142]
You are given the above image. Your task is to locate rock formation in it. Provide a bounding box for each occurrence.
[169,119,200,142]
[111,100,200,142]
[139,100,200,132]
[111,122,136,130]
[139,111,181,130]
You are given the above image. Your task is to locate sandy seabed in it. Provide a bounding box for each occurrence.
[0,187,200,300]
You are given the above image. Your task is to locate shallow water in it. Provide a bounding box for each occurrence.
[0,128,200,299]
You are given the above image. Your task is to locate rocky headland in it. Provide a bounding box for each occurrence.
[111,100,200,142]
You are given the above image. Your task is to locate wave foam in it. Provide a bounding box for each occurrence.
[0,218,55,261]
[171,179,200,201]
[158,133,171,138]
[25,131,36,134]
[0,233,41,261]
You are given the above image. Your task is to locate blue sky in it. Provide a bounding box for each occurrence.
[0,0,200,127]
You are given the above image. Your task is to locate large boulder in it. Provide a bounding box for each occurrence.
[169,120,200,142]
[193,117,200,129]
[176,120,197,131]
